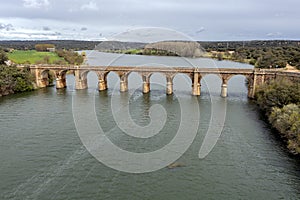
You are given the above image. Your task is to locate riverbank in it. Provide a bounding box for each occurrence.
[0,65,35,97]
[255,79,300,155]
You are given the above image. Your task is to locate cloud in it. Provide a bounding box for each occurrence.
[195,27,205,34]
[23,0,49,9]
[42,26,51,31]
[0,0,299,40]
[80,1,99,11]
[0,23,14,31]
[81,27,87,31]
[266,32,283,38]
[0,28,60,40]
[23,0,50,9]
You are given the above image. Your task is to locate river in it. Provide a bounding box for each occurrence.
[0,52,299,199]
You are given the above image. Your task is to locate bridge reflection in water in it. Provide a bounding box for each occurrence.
[27,65,300,98]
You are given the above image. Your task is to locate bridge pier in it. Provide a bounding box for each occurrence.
[248,85,254,98]
[75,70,88,90]
[98,79,107,91]
[166,76,173,95]
[120,74,128,92]
[221,84,228,97]
[37,77,49,88]
[31,68,49,88]
[142,75,150,94]
[98,72,107,91]
[192,72,201,96]
[56,73,66,89]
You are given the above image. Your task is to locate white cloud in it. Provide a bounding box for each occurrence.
[266,32,283,37]
[80,1,99,11]
[23,0,50,9]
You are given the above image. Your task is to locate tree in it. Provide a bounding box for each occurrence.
[0,50,8,64]
[269,104,300,154]
[35,44,55,52]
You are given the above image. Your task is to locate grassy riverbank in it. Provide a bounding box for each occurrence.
[255,79,300,155]
[8,50,64,64]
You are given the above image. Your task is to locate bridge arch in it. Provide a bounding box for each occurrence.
[128,72,143,91]
[106,71,121,90]
[173,73,193,94]
[149,72,168,94]
[200,74,222,97]
[227,74,254,98]
[226,75,249,99]
[39,69,56,87]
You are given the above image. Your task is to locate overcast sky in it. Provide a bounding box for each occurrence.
[0,0,299,41]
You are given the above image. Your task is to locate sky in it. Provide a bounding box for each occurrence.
[0,0,299,41]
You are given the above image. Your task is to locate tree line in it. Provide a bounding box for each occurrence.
[255,79,300,155]
[0,40,99,51]
[214,46,300,69]
[55,49,84,65]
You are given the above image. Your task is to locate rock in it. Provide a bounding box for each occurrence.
[167,162,185,169]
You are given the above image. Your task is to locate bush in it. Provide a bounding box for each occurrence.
[0,65,34,96]
[0,50,8,64]
[255,80,300,154]
[35,44,55,52]
[269,104,300,154]
[255,79,300,113]
[56,50,84,65]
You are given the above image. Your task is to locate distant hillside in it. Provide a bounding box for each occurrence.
[94,41,146,51]
[145,41,204,57]
[0,40,100,50]
[199,40,300,51]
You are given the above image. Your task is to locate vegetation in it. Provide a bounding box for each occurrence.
[0,50,8,64]
[35,44,55,52]
[255,79,300,154]
[56,50,84,65]
[0,40,100,51]
[0,50,34,96]
[8,50,65,64]
[7,49,84,65]
[0,65,35,96]
[106,48,179,56]
[209,47,300,69]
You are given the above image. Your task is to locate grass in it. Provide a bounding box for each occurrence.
[8,50,65,64]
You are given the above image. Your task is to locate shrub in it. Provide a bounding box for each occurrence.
[0,50,8,64]
[0,65,34,96]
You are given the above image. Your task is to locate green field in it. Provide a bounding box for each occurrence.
[8,50,65,64]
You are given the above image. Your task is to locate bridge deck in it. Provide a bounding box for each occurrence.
[26,65,257,74]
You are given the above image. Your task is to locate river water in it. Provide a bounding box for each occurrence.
[0,52,300,199]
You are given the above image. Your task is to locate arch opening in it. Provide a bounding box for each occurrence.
[227,75,249,100]
[173,73,192,95]
[85,71,99,90]
[40,69,55,87]
[106,71,121,91]
[200,74,222,97]
[149,73,167,93]
[128,72,143,91]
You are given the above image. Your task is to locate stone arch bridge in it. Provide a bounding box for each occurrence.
[25,65,300,98]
